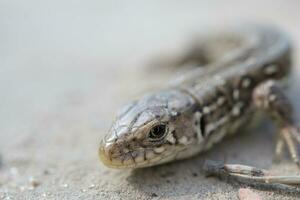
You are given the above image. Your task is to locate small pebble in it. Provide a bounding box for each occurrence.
[43,169,51,175]
[46,192,52,196]
[238,188,262,200]
[151,193,158,197]
[19,186,26,192]
[27,186,35,191]
[29,177,40,188]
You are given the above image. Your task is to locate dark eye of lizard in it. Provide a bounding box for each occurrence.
[149,124,167,140]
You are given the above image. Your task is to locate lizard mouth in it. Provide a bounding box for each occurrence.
[98,144,138,169]
[99,139,174,169]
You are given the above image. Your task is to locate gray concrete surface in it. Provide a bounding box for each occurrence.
[1,1,300,199]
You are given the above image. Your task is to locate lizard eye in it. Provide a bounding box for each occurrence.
[148,124,167,140]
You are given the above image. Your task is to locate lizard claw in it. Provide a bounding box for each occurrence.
[276,126,300,168]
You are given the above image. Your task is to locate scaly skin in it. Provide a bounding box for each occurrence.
[99,25,292,169]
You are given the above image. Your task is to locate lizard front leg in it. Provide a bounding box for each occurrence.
[252,80,300,167]
[203,80,300,187]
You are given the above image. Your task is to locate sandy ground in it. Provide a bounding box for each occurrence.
[1,1,300,199]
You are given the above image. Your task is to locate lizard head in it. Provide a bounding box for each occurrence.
[99,90,197,168]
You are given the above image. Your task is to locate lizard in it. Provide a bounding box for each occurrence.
[99,24,300,187]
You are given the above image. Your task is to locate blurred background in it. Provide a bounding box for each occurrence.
[1,1,300,199]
